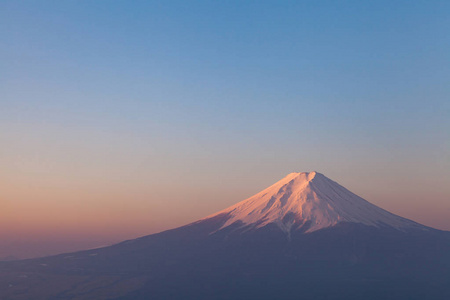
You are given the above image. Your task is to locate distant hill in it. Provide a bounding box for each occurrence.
[0,256,18,262]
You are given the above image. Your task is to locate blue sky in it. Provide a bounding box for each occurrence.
[1,1,450,257]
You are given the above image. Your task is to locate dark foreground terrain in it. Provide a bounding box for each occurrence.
[1,215,450,300]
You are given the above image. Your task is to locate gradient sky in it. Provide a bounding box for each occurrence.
[1,0,450,259]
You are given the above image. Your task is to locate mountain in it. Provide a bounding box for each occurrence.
[1,172,450,300]
[202,172,424,234]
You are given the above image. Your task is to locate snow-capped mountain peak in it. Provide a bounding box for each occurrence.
[205,172,422,234]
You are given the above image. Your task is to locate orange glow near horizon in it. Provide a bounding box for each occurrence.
[2,168,450,259]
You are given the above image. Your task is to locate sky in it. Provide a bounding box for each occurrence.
[1,0,449,259]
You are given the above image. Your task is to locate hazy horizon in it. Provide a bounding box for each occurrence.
[2,170,449,259]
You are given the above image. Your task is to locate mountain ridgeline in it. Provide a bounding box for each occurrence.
[1,172,450,300]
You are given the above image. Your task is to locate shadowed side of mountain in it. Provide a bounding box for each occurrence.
[2,219,450,300]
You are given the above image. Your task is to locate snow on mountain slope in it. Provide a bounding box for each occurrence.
[204,172,425,234]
